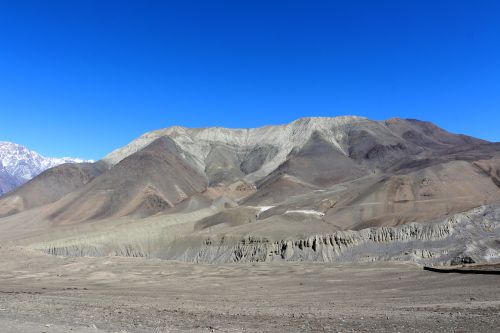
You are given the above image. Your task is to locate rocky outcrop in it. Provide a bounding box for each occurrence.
[34,205,500,266]
[161,216,460,264]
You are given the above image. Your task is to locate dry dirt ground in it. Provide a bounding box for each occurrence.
[0,247,498,333]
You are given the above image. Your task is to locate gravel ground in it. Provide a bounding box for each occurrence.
[0,247,498,332]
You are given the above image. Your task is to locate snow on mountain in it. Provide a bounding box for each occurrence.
[0,141,92,196]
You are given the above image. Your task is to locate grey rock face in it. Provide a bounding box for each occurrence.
[34,205,500,266]
[162,206,498,265]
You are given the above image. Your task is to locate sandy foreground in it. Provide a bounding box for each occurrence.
[0,247,498,333]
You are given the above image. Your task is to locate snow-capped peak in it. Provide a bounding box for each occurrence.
[0,141,92,195]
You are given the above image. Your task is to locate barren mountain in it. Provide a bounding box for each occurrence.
[48,137,208,223]
[0,116,498,266]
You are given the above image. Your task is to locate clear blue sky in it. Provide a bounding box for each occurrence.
[0,1,499,160]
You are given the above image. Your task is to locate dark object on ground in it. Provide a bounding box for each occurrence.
[424,264,500,275]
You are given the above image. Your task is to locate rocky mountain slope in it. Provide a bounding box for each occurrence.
[0,141,90,196]
[0,116,499,266]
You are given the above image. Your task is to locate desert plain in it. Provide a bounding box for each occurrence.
[0,246,498,333]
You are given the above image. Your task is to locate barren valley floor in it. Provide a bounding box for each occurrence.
[0,247,498,332]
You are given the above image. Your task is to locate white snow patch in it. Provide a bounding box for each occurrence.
[258,206,274,213]
[285,210,325,217]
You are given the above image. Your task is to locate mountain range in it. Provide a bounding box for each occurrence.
[0,116,498,265]
[0,141,90,196]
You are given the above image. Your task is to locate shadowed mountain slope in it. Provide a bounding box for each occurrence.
[47,137,208,223]
[0,162,106,217]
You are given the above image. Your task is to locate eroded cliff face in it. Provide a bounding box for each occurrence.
[35,205,500,266]
[161,206,499,265]
[165,222,455,264]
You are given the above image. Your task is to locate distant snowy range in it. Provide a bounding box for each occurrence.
[0,141,90,196]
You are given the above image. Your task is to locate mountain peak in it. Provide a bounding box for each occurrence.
[292,115,368,123]
[102,116,372,167]
[0,141,91,196]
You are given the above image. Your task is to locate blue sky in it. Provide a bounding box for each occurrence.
[0,1,499,160]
